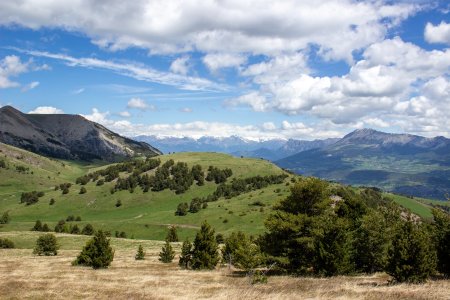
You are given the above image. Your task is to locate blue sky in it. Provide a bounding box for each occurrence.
[0,0,449,140]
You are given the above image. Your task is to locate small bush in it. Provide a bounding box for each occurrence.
[49,198,55,205]
[175,202,188,216]
[135,244,145,260]
[42,223,50,232]
[166,226,178,242]
[115,200,122,207]
[179,239,192,269]
[0,238,14,249]
[0,211,10,224]
[159,240,175,263]
[79,187,87,194]
[73,231,114,269]
[81,224,95,235]
[33,234,59,256]
[32,220,43,231]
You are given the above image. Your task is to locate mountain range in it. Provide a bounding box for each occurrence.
[134,135,338,160]
[0,106,161,161]
[1,106,449,199]
[276,128,450,200]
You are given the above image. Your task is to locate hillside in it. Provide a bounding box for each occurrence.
[276,129,450,200]
[0,106,161,161]
[0,149,292,240]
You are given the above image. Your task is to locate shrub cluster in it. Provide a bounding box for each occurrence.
[176,174,288,216]
[257,178,448,282]
[20,191,45,205]
[205,166,232,184]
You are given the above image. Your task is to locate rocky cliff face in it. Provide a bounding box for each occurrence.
[0,106,161,161]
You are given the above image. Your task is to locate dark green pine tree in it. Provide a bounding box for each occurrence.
[312,215,353,276]
[353,209,390,273]
[191,221,219,270]
[135,244,145,260]
[0,211,10,224]
[166,225,179,242]
[42,223,50,232]
[178,239,192,269]
[32,220,43,231]
[386,217,437,283]
[159,240,175,263]
[432,209,450,277]
[73,230,114,269]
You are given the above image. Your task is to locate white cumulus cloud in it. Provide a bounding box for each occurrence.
[28,106,64,114]
[425,21,450,45]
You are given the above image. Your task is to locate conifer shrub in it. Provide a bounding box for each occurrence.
[33,234,58,256]
[386,217,436,283]
[71,224,80,234]
[175,202,188,216]
[81,223,95,235]
[0,211,10,224]
[54,220,67,233]
[432,209,450,277]
[166,225,179,242]
[42,223,50,232]
[0,238,14,248]
[73,230,114,269]
[159,240,175,263]
[32,220,43,231]
[191,221,219,270]
[179,239,192,269]
[135,244,145,260]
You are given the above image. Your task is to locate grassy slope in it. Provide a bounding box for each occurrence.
[1,143,444,239]
[1,232,449,300]
[0,150,291,240]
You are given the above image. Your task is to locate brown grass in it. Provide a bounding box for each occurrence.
[0,248,449,300]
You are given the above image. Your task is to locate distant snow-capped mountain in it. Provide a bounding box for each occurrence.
[134,135,337,161]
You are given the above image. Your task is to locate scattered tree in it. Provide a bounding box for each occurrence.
[159,240,175,263]
[0,211,10,224]
[175,202,188,216]
[166,225,179,242]
[179,239,192,269]
[0,238,14,248]
[42,223,50,232]
[135,244,145,260]
[79,187,87,194]
[32,220,43,231]
[73,231,114,269]
[81,223,95,235]
[432,209,450,277]
[33,234,59,256]
[386,217,436,283]
[191,221,219,270]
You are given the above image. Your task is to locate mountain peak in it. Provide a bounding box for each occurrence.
[0,106,161,161]
[344,128,381,138]
[0,105,22,114]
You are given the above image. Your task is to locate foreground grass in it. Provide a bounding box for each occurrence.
[1,246,449,299]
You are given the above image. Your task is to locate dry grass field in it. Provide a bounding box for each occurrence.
[1,246,449,300]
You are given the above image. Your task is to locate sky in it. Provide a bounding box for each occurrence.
[0,0,449,141]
